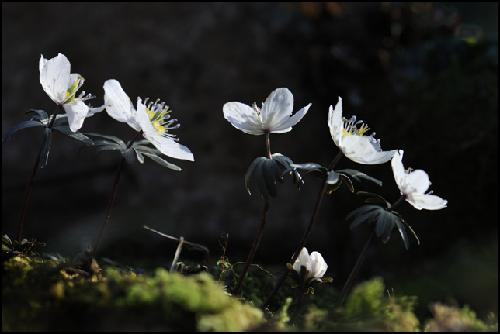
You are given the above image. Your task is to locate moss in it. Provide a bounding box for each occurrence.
[3,253,264,331]
[425,303,498,332]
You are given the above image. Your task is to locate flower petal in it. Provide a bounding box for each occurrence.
[341,135,395,165]
[407,193,447,210]
[261,88,293,130]
[405,169,431,194]
[271,103,311,133]
[103,79,141,131]
[39,53,71,104]
[137,99,194,161]
[310,251,327,278]
[63,100,90,132]
[223,102,264,135]
[391,150,406,194]
[293,247,311,273]
[328,99,343,147]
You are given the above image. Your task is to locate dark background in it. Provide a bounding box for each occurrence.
[2,2,497,316]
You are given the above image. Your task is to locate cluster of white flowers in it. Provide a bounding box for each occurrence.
[224,88,447,211]
[39,53,193,162]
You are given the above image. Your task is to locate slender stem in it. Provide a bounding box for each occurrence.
[391,195,406,210]
[16,144,43,241]
[170,237,184,272]
[338,231,375,306]
[265,132,272,159]
[262,152,343,309]
[16,110,60,241]
[91,157,126,257]
[234,200,270,294]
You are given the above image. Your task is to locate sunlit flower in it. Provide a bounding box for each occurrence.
[391,150,447,210]
[223,88,311,135]
[328,97,396,164]
[292,247,328,281]
[39,53,100,132]
[103,79,194,161]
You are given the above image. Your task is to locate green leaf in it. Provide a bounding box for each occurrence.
[85,133,126,147]
[134,148,145,164]
[3,120,44,142]
[355,191,391,208]
[337,169,383,186]
[38,128,53,169]
[394,220,410,250]
[53,125,94,145]
[347,205,381,230]
[142,152,182,171]
[244,157,267,196]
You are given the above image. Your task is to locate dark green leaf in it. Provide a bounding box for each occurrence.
[395,220,410,250]
[86,133,126,147]
[3,120,43,142]
[337,169,383,186]
[245,157,266,196]
[356,191,391,207]
[376,210,397,242]
[347,205,381,230]
[142,152,182,171]
[38,128,53,169]
[53,125,94,145]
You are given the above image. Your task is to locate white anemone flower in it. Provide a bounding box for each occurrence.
[223,88,311,135]
[391,150,447,210]
[103,79,194,161]
[39,53,100,132]
[292,247,328,281]
[328,97,396,165]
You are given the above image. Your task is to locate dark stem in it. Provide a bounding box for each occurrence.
[391,195,406,210]
[170,237,184,272]
[91,156,125,257]
[16,109,61,241]
[291,283,307,323]
[233,199,270,295]
[265,132,272,159]
[262,152,343,309]
[338,231,375,306]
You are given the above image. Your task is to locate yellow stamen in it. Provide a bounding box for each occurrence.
[146,107,167,134]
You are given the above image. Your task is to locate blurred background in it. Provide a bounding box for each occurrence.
[2,2,497,318]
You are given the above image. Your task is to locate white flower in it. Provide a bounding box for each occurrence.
[292,247,328,281]
[328,97,396,165]
[39,53,100,132]
[223,88,311,135]
[103,79,194,161]
[391,150,447,210]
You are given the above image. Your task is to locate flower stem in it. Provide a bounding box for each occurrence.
[16,111,60,241]
[391,195,406,210]
[91,156,126,257]
[338,231,375,306]
[265,132,272,159]
[262,151,343,309]
[233,199,270,295]
[170,237,184,272]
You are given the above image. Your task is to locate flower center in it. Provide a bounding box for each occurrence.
[65,77,82,103]
[144,98,180,140]
[341,115,370,137]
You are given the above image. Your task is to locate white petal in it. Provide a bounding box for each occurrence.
[270,103,311,133]
[103,79,140,131]
[293,247,311,273]
[391,150,406,193]
[407,193,447,210]
[405,169,431,195]
[87,105,105,117]
[39,53,71,104]
[341,135,395,165]
[63,100,90,132]
[223,102,264,135]
[310,251,327,278]
[137,99,194,161]
[146,134,195,161]
[328,99,343,147]
[261,88,293,130]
